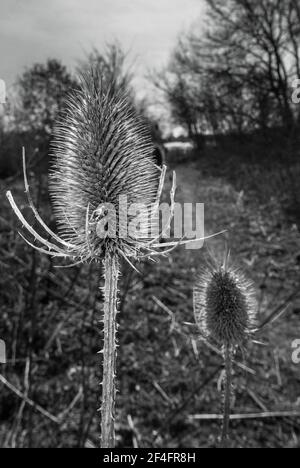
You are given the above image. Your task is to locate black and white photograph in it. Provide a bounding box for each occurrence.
[0,0,300,450]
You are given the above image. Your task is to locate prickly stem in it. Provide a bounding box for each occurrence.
[221,344,232,448]
[100,251,119,448]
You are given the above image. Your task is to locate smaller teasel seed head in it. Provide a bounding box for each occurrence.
[193,253,257,347]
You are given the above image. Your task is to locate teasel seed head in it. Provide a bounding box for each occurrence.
[193,252,257,347]
[49,67,159,261]
[6,67,212,265]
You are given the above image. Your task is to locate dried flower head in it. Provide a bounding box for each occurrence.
[193,251,257,347]
[49,68,160,260]
[6,68,216,268]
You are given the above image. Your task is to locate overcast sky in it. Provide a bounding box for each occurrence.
[0,0,205,97]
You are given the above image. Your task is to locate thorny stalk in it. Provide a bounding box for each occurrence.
[221,344,232,448]
[100,252,119,448]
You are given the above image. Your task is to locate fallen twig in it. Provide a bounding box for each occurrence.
[0,373,59,424]
[189,411,300,421]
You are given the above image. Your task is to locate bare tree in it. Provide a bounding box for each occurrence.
[155,0,300,142]
[204,0,300,128]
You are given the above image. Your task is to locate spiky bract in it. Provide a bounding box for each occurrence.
[193,256,257,347]
[50,68,158,261]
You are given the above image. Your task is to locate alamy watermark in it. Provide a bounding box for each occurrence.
[0,79,6,104]
[0,339,6,364]
[292,78,300,104]
[292,339,300,364]
[91,197,205,249]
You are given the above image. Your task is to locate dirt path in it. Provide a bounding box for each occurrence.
[173,162,245,255]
